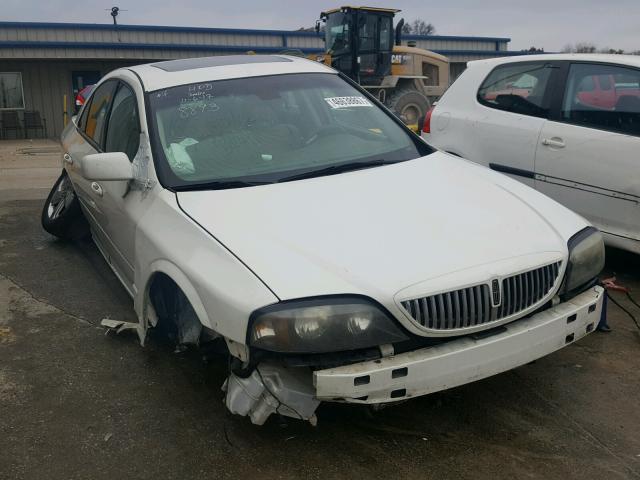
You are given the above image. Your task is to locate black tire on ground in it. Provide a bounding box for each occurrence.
[41,170,89,241]
[385,88,431,130]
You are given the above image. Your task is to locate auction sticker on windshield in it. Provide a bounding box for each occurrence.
[324,96,373,109]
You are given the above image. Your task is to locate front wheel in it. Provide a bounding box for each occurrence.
[41,170,89,240]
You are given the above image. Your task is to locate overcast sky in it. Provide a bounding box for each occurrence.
[4,0,640,52]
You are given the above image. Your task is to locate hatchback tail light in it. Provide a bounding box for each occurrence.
[422,106,435,134]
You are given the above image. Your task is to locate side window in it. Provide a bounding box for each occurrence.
[477,62,554,118]
[562,63,640,136]
[84,81,117,147]
[105,83,141,160]
[358,14,377,51]
[77,99,91,131]
[379,16,392,51]
[422,62,439,87]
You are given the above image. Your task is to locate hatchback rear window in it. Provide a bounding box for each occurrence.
[477,62,554,118]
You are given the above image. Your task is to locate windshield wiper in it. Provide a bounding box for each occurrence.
[278,159,394,183]
[174,179,271,191]
[173,159,400,190]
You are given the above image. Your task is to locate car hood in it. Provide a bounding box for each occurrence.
[176,152,587,304]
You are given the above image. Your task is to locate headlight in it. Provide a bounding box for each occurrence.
[563,227,605,295]
[249,296,408,353]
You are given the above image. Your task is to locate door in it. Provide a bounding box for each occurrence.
[355,12,393,84]
[474,61,558,188]
[535,62,640,248]
[65,79,143,294]
[65,79,118,261]
[96,81,142,292]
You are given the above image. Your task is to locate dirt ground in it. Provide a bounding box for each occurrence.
[0,140,639,479]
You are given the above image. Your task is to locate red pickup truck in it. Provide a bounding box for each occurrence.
[577,74,640,110]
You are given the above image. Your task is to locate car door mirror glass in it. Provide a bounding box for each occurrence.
[80,152,133,181]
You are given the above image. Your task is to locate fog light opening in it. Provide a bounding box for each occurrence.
[392,367,408,379]
[390,388,406,399]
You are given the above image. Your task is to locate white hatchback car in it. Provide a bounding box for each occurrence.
[423,54,640,254]
[42,55,605,425]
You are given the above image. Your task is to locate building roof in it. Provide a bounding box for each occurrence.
[0,21,511,43]
[0,21,513,63]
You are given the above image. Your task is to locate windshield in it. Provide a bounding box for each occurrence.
[148,73,432,189]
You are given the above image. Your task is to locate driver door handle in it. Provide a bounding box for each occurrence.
[91,182,103,197]
[541,137,565,149]
[63,153,73,165]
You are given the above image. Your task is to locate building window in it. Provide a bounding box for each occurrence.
[0,73,25,110]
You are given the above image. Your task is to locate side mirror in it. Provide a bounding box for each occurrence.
[80,152,133,181]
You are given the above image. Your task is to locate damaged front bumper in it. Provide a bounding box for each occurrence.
[225,286,603,424]
[314,286,603,403]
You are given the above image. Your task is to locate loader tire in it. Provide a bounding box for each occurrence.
[386,88,431,131]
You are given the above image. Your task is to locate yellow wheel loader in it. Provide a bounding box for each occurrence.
[313,6,449,131]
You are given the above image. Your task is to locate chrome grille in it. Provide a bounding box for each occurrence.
[496,262,561,319]
[401,262,562,331]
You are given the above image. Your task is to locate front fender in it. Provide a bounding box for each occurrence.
[133,189,279,345]
[137,259,213,330]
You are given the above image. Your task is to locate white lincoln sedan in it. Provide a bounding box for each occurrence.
[42,55,605,425]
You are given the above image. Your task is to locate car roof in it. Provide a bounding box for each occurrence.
[125,54,335,92]
[469,53,640,70]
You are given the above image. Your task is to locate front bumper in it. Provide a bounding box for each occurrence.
[314,286,604,403]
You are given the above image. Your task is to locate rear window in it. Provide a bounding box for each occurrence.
[148,73,432,189]
[477,62,554,118]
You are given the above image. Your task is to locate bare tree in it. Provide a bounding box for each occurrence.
[562,43,628,54]
[599,48,625,54]
[575,42,597,53]
[402,19,436,36]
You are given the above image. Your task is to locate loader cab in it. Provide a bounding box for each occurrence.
[321,6,397,86]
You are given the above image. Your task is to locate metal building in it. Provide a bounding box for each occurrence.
[0,21,517,138]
